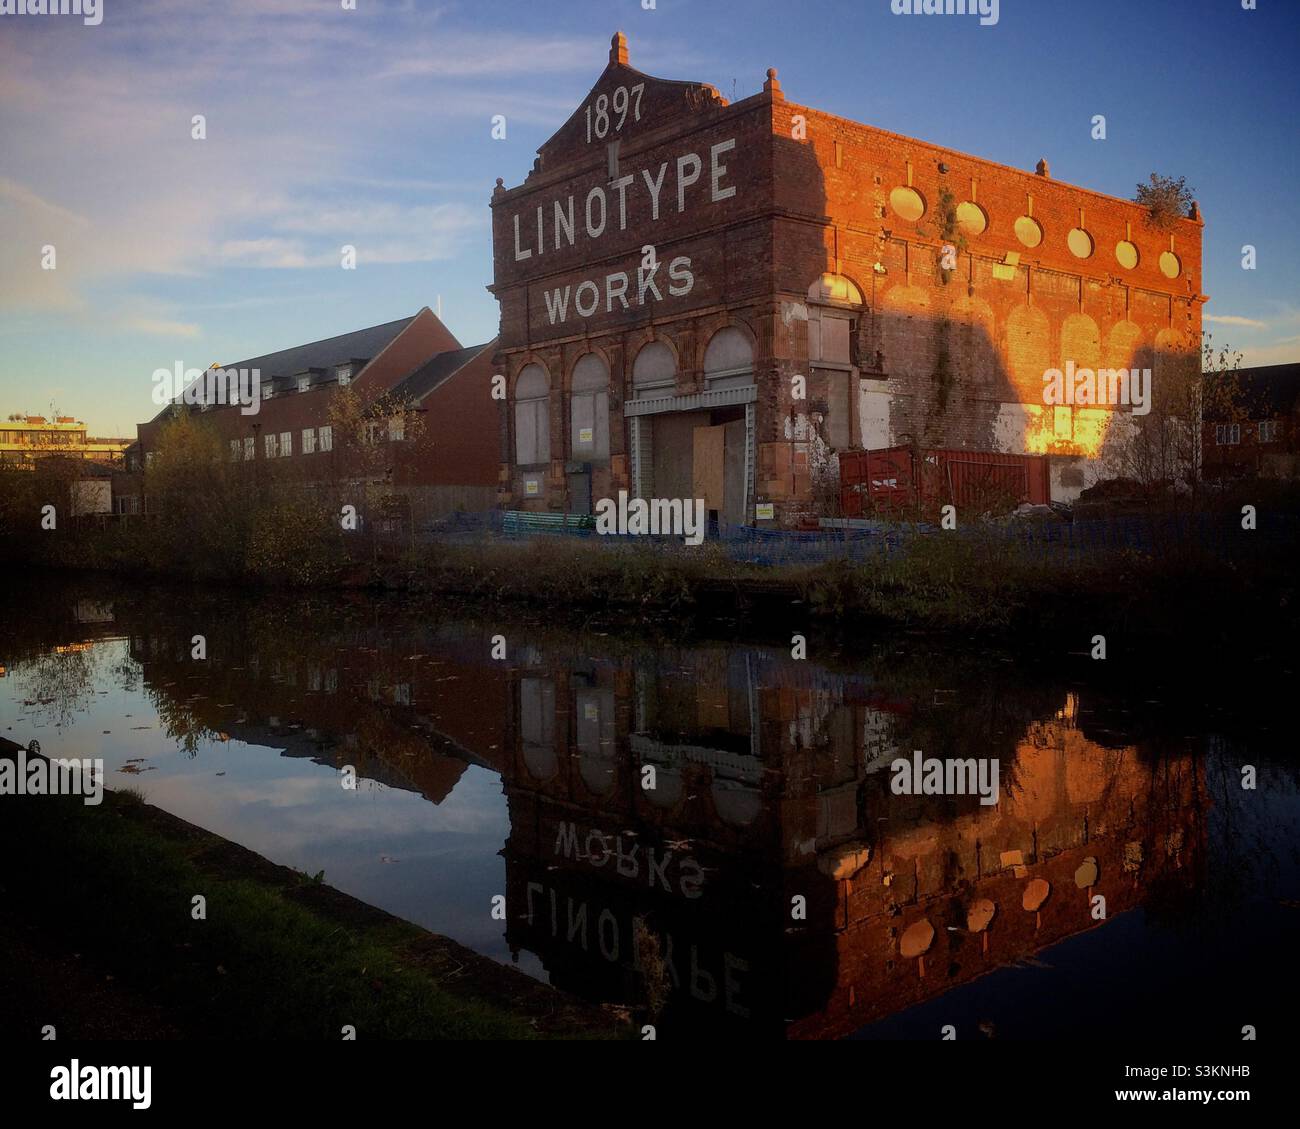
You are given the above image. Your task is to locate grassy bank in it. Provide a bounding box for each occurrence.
[395,525,1298,647]
[0,753,623,1040]
[4,482,1298,648]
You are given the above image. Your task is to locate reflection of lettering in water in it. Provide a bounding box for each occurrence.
[553,820,705,898]
[524,881,751,1018]
[889,750,1000,806]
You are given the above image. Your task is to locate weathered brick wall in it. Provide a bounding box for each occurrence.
[491,37,1205,516]
[771,97,1204,504]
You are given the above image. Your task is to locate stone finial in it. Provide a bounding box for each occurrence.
[610,31,628,66]
[1035,158,1050,177]
[764,66,782,95]
[1190,199,1202,221]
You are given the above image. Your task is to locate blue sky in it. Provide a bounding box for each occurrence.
[1,0,1296,435]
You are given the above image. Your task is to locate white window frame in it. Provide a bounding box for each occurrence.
[319,425,333,452]
[298,376,311,393]
[264,432,278,458]
[229,439,241,462]
[280,430,292,456]
[302,427,316,454]
[243,436,254,461]
[1258,419,1280,444]
[1215,423,1240,446]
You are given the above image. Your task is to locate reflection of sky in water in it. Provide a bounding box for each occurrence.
[5,628,1298,1039]
[0,639,545,981]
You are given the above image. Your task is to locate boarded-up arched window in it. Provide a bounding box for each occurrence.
[632,341,676,399]
[570,353,610,460]
[704,327,754,390]
[515,363,549,466]
[520,678,556,780]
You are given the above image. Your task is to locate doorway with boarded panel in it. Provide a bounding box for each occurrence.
[626,329,757,530]
[628,394,755,527]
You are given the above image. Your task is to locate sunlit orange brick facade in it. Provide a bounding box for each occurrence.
[491,32,1204,522]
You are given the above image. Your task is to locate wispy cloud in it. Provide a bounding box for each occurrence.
[123,317,203,338]
[0,1,587,314]
[1239,344,1300,367]
[1204,314,1267,329]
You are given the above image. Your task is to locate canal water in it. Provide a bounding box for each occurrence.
[2,577,1296,1040]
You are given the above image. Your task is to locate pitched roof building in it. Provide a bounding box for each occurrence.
[122,308,500,523]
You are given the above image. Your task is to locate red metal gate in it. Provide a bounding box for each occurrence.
[839,446,1050,517]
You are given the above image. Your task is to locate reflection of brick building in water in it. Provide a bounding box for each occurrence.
[120,614,1204,1038]
[124,621,509,804]
[496,648,1205,1038]
[491,33,1204,523]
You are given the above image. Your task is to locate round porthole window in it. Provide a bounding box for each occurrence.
[956,201,987,237]
[889,185,926,222]
[1068,228,1094,259]
[1014,215,1043,248]
[1115,241,1139,270]
[1159,250,1181,279]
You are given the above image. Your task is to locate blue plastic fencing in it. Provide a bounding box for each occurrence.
[424,509,1297,567]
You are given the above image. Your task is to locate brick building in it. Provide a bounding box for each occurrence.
[120,308,500,523]
[491,32,1204,521]
[1202,362,1299,480]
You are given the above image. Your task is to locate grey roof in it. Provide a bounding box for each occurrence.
[389,342,493,403]
[1205,363,1299,419]
[144,314,425,423]
[226,315,419,383]
[1236,364,1299,416]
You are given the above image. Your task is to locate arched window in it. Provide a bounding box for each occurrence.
[632,341,676,399]
[570,353,610,459]
[806,273,862,366]
[805,275,863,449]
[515,363,549,466]
[704,327,754,390]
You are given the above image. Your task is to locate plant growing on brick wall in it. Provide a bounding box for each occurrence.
[934,186,966,285]
[1135,174,1195,231]
[917,187,966,285]
[929,323,954,423]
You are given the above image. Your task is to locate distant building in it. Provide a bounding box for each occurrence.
[119,309,500,525]
[0,415,130,468]
[1202,363,1299,479]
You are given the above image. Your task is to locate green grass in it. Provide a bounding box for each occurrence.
[0,785,616,1040]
